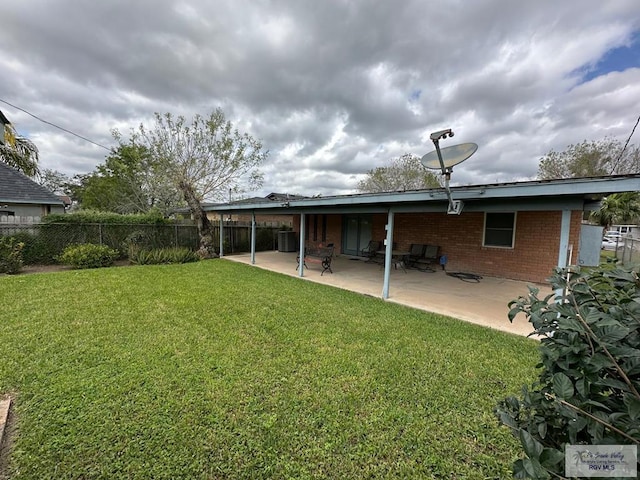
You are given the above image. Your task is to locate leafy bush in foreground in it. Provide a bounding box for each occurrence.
[129,247,199,265]
[0,236,24,274]
[58,243,119,269]
[496,266,640,478]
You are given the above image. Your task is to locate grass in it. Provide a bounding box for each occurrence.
[0,260,539,479]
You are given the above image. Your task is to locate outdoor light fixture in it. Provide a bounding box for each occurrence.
[420,129,478,215]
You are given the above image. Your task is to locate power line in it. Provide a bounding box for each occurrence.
[0,98,112,151]
[615,113,640,165]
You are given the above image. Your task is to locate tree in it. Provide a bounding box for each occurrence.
[0,122,39,177]
[37,169,73,195]
[74,143,181,215]
[589,191,640,228]
[356,153,440,193]
[130,109,267,257]
[537,138,640,180]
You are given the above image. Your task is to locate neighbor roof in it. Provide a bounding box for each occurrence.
[0,162,65,205]
[206,174,640,215]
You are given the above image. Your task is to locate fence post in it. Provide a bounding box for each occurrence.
[175,224,178,247]
[99,224,103,245]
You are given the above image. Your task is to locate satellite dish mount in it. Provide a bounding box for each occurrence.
[421,129,477,215]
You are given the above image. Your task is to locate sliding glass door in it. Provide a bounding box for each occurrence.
[342,214,372,256]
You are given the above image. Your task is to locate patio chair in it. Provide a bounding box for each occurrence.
[407,244,426,269]
[361,240,381,262]
[414,245,440,272]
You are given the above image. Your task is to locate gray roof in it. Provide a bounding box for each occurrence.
[0,162,65,205]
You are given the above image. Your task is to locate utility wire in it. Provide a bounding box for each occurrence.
[0,98,112,151]
[615,113,640,165]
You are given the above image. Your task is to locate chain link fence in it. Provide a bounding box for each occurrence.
[619,236,640,267]
[0,222,282,265]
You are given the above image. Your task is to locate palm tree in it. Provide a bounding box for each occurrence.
[590,192,640,228]
[0,123,39,177]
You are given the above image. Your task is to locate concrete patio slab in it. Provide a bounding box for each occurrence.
[223,251,550,338]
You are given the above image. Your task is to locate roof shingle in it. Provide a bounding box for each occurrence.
[0,162,65,205]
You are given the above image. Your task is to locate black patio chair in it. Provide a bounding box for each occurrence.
[407,244,426,269]
[414,245,440,272]
[361,240,381,262]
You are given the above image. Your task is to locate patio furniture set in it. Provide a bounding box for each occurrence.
[294,241,440,275]
[361,241,441,273]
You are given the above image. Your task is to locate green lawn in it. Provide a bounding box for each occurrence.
[1,260,538,479]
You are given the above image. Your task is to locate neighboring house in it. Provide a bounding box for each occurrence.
[0,162,65,223]
[204,192,307,227]
[207,174,640,286]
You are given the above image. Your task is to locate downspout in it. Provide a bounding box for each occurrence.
[557,210,572,269]
[382,210,395,299]
[250,211,256,265]
[556,209,572,299]
[298,213,306,277]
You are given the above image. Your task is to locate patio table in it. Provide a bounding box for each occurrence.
[376,250,411,273]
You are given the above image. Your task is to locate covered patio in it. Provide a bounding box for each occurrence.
[223,251,544,337]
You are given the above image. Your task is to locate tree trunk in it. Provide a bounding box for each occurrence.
[179,180,218,258]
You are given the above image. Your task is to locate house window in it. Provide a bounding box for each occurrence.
[484,212,516,248]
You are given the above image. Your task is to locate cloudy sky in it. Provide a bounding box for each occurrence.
[1,0,639,198]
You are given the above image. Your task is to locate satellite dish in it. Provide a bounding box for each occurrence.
[420,142,478,171]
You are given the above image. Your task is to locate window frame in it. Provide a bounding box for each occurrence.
[483,212,516,249]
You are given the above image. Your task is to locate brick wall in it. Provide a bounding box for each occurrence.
[293,214,343,251]
[386,211,582,283]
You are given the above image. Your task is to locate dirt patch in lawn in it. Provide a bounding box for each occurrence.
[1,260,131,277]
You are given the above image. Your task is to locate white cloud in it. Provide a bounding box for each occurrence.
[0,0,638,197]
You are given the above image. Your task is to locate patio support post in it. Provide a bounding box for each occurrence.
[250,212,256,265]
[219,214,224,257]
[382,210,395,299]
[298,213,306,277]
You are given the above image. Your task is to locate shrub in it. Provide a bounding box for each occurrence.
[43,209,170,225]
[129,247,199,265]
[58,243,119,269]
[496,266,640,478]
[7,231,61,265]
[0,237,24,274]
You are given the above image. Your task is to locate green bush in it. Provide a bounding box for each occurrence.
[0,237,24,274]
[44,209,170,225]
[58,243,119,269]
[496,266,640,478]
[129,247,199,265]
[7,231,61,265]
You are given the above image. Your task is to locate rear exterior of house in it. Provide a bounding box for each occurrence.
[295,210,582,284]
[206,175,640,287]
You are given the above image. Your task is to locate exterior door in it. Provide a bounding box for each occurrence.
[342,214,372,256]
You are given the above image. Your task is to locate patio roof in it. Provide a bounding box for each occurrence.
[206,174,640,214]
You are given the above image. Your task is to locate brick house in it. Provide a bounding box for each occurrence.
[206,175,640,289]
[203,192,307,227]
